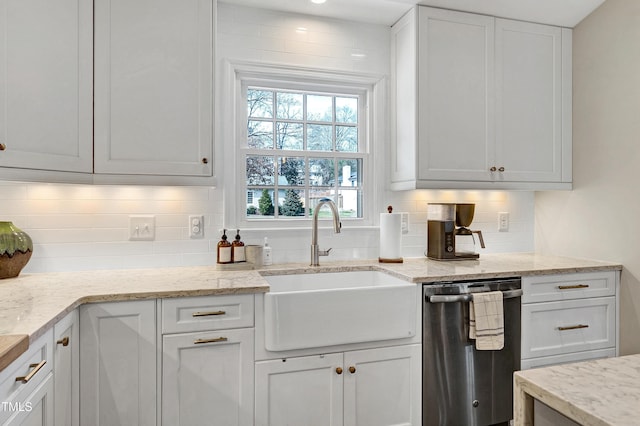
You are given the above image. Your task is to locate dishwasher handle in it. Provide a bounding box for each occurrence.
[427,289,523,303]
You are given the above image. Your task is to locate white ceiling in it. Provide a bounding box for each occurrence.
[222,0,607,28]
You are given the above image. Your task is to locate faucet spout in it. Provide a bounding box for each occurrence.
[311,198,341,266]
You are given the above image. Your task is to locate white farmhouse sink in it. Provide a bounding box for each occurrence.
[263,270,418,351]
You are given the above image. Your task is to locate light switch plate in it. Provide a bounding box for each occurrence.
[498,212,509,232]
[129,215,156,241]
[401,212,409,234]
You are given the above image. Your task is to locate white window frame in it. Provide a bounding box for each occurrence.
[222,60,385,230]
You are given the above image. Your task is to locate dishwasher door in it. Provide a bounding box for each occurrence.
[423,278,522,426]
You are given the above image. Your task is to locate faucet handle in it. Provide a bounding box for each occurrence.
[319,248,332,257]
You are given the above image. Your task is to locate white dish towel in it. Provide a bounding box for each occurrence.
[469,291,504,350]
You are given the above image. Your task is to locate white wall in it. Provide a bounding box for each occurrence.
[0,4,535,274]
[535,0,640,355]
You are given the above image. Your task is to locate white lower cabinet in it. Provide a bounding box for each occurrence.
[53,310,78,426]
[0,330,54,426]
[160,294,255,426]
[162,328,254,426]
[79,300,156,426]
[521,271,619,369]
[3,374,54,426]
[255,344,421,426]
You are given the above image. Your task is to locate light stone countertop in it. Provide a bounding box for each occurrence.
[514,354,640,426]
[0,252,622,372]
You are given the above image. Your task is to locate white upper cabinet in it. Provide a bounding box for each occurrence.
[0,0,93,174]
[94,0,214,177]
[416,8,495,183]
[495,19,571,184]
[390,6,572,190]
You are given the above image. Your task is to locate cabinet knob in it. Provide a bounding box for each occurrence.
[202,157,208,164]
[348,366,356,374]
[0,143,6,151]
[489,166,497,172]
[498,166,505,172]
[336,367,343,375]
[56,336,70,347]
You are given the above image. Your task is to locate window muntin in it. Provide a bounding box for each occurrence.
[244,87,365,220]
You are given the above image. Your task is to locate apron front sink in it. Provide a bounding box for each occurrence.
[262,270,417,351]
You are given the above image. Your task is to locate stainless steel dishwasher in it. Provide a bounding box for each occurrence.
[423,277,522,426]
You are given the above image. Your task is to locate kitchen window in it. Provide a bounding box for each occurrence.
[232,66,377,228]
[225,62,382,230]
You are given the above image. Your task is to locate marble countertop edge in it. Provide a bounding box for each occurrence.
[0,253,623,373]
[515,373,610,426]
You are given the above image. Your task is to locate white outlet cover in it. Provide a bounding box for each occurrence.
[129,215,156,241]
[189,215,204,238]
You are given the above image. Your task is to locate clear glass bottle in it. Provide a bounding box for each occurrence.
[216,229,232,264]
[232,229,246,263]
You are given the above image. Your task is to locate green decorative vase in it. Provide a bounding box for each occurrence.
[0,221,33,279]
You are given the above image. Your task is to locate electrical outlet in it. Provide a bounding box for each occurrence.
[129,215,155,241]
[401,212,410,234]
[189,215,204,238]
[498,212,509,232]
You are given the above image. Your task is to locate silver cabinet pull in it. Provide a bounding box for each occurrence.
[558,324,589,331]
[194,337,228,345]
[192,310,226,317]
[558,284,590,290]
[15,360,46,383]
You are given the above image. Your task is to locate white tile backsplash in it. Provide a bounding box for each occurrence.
[0,5,535,273]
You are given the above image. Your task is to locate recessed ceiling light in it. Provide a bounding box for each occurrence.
[311,0,326,4]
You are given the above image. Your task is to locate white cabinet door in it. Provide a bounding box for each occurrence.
[255,354,344,426]
[495,19,568,183]
[417,7,495,182]
[94,0,213,177]
[4,373,54,426]
[0,0,92,173]
[343,345,421,426]
[79,301,156,426]
[53,310,79,426]
[162,328,254,426]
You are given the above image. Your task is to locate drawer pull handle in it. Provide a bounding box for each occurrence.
[558,324,589,331]
[192,310,226,317]
[15,360,46,383]
[57,337,70,347]
[194,337,228,345]
[558,284,590,290]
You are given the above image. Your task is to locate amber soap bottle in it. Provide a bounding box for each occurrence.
[217,229,232,264]
[232,229,246,263]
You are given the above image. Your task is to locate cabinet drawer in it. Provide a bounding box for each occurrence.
[162,294,254,334]
[522,297,615,359]
[0,329,53,424]
[522,271,616,303]
[520,348,616,370]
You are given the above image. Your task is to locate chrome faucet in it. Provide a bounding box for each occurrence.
[311,198,341,266]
